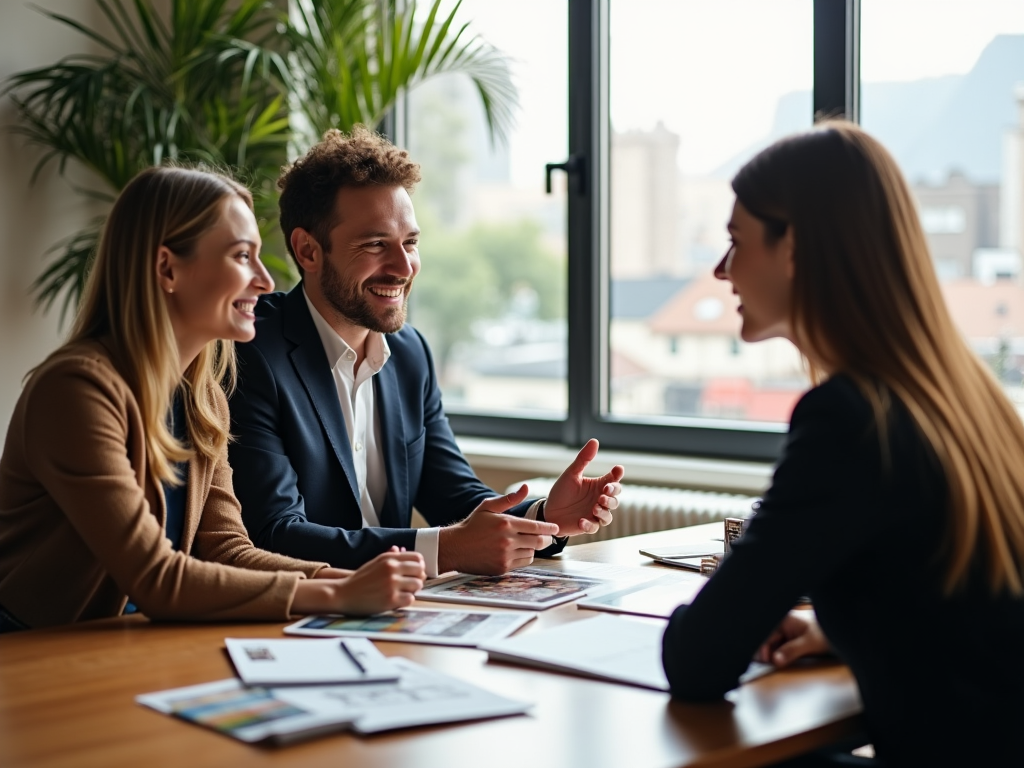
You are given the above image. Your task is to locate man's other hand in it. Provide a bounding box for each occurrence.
[544,439,624,536]
[437,484,560,574]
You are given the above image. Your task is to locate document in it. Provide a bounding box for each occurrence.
[224,637,398,686]
[639,541,725,570]
[417,568,604,610]
[285,608,535,647]
[575,573,707,619]
[482,614,774,692]
[137,658,531,745]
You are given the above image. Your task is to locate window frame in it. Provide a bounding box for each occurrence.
[441,0,861,462]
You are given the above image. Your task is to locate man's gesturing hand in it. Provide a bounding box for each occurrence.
[438,484,560,575]
[544,439,624,536]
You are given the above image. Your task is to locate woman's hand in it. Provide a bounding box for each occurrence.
[313,567,354,580]
[292,548,426,616]
[755,610,833,668]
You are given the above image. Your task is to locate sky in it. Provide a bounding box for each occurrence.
[434,0,1024,182]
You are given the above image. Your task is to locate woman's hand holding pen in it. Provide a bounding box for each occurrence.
[294,547,425,616]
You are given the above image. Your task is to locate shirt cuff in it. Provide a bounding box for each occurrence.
[525,499,544,520]
[414,527,442,578]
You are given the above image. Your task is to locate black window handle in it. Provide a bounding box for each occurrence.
[545,154,586,195]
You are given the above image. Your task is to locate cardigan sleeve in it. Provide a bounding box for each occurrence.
[21,357,304,622]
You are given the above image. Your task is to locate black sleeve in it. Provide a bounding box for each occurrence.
[662,380,886,701]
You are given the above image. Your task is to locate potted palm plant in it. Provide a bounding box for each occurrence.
[4,0,516,320]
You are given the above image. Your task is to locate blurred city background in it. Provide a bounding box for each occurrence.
[405,0,1024,423]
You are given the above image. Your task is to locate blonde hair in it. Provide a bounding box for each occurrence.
[66,166,253,486]
[733,121,1024,595]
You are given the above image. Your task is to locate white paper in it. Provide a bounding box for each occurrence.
[483,614,672,690]
[576,573,708,619]
[483,614,775,692]
[224,637,398,686]
[284,608,535,647]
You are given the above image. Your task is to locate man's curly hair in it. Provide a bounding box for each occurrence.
[277,125,422,271]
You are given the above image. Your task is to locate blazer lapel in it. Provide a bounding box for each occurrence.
[374,360,408,529]
[283,286,361,505]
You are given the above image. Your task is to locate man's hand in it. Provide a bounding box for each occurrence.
[755,611,833,668]
[544,439,624,536]
[438,484,560,575]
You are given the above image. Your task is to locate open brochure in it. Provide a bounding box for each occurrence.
[224,637,398,686]
[482,614,773,692]
[285,608,535,647]
[417,568,605,610]
[137,657,531,745]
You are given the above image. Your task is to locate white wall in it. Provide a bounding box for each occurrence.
[0,2,112,436]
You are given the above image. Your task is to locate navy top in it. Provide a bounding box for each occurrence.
[162,393,188,551]
[124,394,188,615]
[662,375,1024,767]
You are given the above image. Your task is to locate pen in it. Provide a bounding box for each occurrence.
[340,640,366,674]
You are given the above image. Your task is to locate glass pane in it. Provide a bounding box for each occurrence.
[405,0,568,417]
[861,1,1024,412]
[607,0,813,424]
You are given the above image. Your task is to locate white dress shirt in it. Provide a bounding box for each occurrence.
[303,290,543,577]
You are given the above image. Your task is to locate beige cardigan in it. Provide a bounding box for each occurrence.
[0,340,328,628]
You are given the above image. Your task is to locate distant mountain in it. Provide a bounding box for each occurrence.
[713,34,1024,185]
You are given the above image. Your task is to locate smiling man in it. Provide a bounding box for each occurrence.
[228,126,623,576]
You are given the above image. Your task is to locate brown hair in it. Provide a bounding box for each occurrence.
[66,165,251,485]
[733,120,1024,595]
[277,125,422,272]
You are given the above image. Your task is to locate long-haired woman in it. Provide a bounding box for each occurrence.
[0,166,424,632]
[662,121,1024,767]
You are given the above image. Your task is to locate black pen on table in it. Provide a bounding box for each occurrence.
[340,640,366,673]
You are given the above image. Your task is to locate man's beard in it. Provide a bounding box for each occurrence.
[320,255,410,334]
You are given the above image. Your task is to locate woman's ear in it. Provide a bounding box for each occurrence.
[290,227,322,274]
[156,245,177,295]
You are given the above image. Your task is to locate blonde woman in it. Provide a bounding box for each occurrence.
[662,122,1024,767]
[0,166,424,632]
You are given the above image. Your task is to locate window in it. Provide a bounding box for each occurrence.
[607,0,813,426]
[406,0,569,421]
[861,0,1024,405]
[402,0,862,459]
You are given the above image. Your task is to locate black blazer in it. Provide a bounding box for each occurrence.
[661,375,1024,767]
[229,286,540,568]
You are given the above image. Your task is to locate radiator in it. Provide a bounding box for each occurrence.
[510,478,759,544]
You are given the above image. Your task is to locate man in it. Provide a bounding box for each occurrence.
[229,126,623,576]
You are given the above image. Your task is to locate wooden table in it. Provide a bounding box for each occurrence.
[0,525,863,768]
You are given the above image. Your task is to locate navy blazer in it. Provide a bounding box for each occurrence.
[228,286,544,568]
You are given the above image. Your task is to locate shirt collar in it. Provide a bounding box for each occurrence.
[302,286,391,373]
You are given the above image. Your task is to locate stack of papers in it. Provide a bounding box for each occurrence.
[138,656,531,744]
[638,541,725,570]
